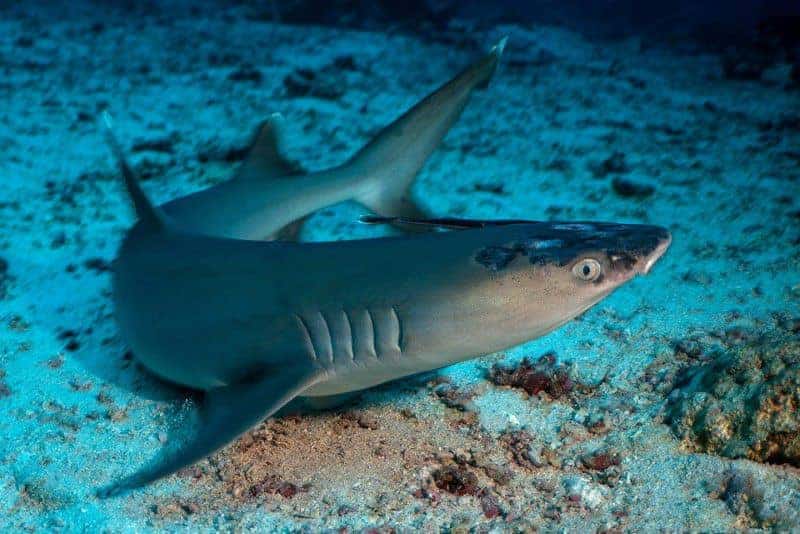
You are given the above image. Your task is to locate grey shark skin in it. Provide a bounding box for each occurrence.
[158,39,507,240]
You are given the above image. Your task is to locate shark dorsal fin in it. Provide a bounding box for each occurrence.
[349,38,506,222]
[102,112,167,232]
[360,215,536,230]
[235,114,303,181]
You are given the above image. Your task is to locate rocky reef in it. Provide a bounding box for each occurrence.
[664,319,800,467]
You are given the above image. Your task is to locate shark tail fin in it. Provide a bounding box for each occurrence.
[102,112,167,232]
[347,37,507,221]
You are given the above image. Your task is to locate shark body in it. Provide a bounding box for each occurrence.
[99,39,672,496]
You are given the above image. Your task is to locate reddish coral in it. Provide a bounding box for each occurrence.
[581,451,621,471]
[489,353,577,399]
[249,477,300,499]
[479,490,503,519]
[432,465,479,496]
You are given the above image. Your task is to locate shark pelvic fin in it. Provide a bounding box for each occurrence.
[235,113,304,181]
[346,37,507,223]
[102,112,167,232]
[97,366,321,497]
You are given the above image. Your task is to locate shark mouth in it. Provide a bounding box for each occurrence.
[636,232,672,275]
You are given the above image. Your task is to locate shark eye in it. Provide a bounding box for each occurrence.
[572,258,602,282]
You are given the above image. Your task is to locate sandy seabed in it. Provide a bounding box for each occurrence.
[0,2,798,532]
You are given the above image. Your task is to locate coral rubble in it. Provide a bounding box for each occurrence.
[665,326,800,467]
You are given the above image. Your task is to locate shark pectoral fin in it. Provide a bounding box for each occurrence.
[97,366,322,498]
[270,214,310,242]
[235,113,304,182]
[345,38,506,227]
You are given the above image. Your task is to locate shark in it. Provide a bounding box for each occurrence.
[97,40,672,497]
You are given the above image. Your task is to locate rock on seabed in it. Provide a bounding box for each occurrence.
[665,328,800,467]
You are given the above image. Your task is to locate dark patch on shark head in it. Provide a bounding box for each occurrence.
[474,237,568,271]
[473,221,670,277]
[475,246,519,272]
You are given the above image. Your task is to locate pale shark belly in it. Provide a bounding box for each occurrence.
[303,356,431,396]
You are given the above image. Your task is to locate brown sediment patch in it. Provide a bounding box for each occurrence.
[432,465,479,496]
[154,398,514,526]
[579,449,622,487]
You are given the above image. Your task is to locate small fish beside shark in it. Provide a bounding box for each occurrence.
[98,38,671,496]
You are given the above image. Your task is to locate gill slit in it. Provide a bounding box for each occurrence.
[365,308,378,360]
[343,309,355,363]
[318,310,334,365]
[391,306,403,353]
[294,313,317,362]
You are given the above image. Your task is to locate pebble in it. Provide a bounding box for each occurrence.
[356,413,379,430]
[611,177,655,198]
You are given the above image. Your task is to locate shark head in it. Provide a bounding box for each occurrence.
[473,221,671,338]
[534,220,672,279]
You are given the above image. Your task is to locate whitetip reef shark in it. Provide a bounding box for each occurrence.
[98,39,671,496]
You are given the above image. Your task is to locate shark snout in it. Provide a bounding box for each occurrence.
[636,229,671,275]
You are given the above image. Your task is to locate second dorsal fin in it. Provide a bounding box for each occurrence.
[235,114,303,181]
